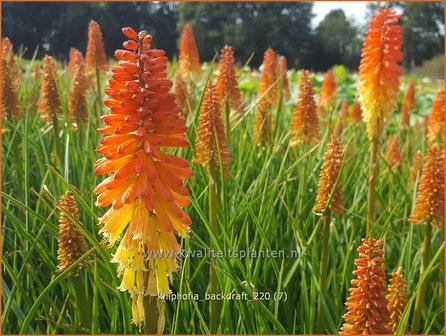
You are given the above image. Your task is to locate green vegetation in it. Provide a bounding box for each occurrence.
[2,56,444,334]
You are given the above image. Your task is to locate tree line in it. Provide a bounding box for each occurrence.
[2,1,444,70]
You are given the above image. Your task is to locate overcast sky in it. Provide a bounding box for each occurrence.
[312,1,368,27]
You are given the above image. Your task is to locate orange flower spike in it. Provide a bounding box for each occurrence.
[179,24,200,77]
[278,55,290,98]
[319,69,337,114]
[384,135,402,169]
[386,267,408,332]
[358,7,403,140]
[258,48,278,107]
[194,80,232,174]
[68,59,89,124]
[290,70,319,146]
[1,58,23,120]
[351,100,362,122]
[340,237,391,335]
[340,100,349,119]
[253,48,278,144]
[2,37,19,77]
[313,138,343,216]
[37,55,63,122]
[94,28,193,326]
[400,79,416,127]
[216,45,244,113]
[57,192,88,276]
[68,48,84,77]
[86,20,108,74]
[174,72,190,115]
[427,89,445,143]
[409,145,444,227]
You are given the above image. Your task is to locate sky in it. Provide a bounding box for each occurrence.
[312,1,368,27]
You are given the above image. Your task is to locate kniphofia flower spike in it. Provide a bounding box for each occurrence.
[179,24,200,77]
[253,48,278,144]
[319,69,336,114]
[94,27,193,326]
[290,70,319,146]
[340,237,391,335]
[358,7,403,140]
[86,20,108,74]
[409,145,444,227]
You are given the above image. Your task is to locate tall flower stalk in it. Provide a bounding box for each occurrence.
[358,7,403,234]
[216,45,244,142]
[56,192,91,328]
[313,138,343,333]
[94,27,193,332]
[289,70,319,147]
[319,69,336,116]
[194,80,231,333]
[174,72,190,116]
[400,79,415,128]
[253,48,277,145]
[278,55,290,99]
[409,145,444,333]
[86,20,108,120]
[38,55,63,163]
[427,89,445,144]
[179,24,200,78]
[386,267,408,332]
[340,237,391,335]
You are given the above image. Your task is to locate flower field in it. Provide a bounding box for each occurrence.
[2,7,445,335]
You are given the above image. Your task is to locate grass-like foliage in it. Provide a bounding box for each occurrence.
[2,55,444,334]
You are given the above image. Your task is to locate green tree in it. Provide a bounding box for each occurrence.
[316,9,360,69]
[178,2,314,68]
[1,2,179,60]
[401,2,444,69]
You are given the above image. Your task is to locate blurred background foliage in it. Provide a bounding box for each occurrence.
[2,2,444,72]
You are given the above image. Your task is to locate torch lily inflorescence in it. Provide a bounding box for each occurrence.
[358,7,403,140]
[253,48,278,145]
[319,69,336,115]
[427,89,445,144]
[86,20,108,74]
[94,27,193,327]
[340,237,391,335]
[290,70,319,146]
[179,24,200,77]
[38,55,63,122]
